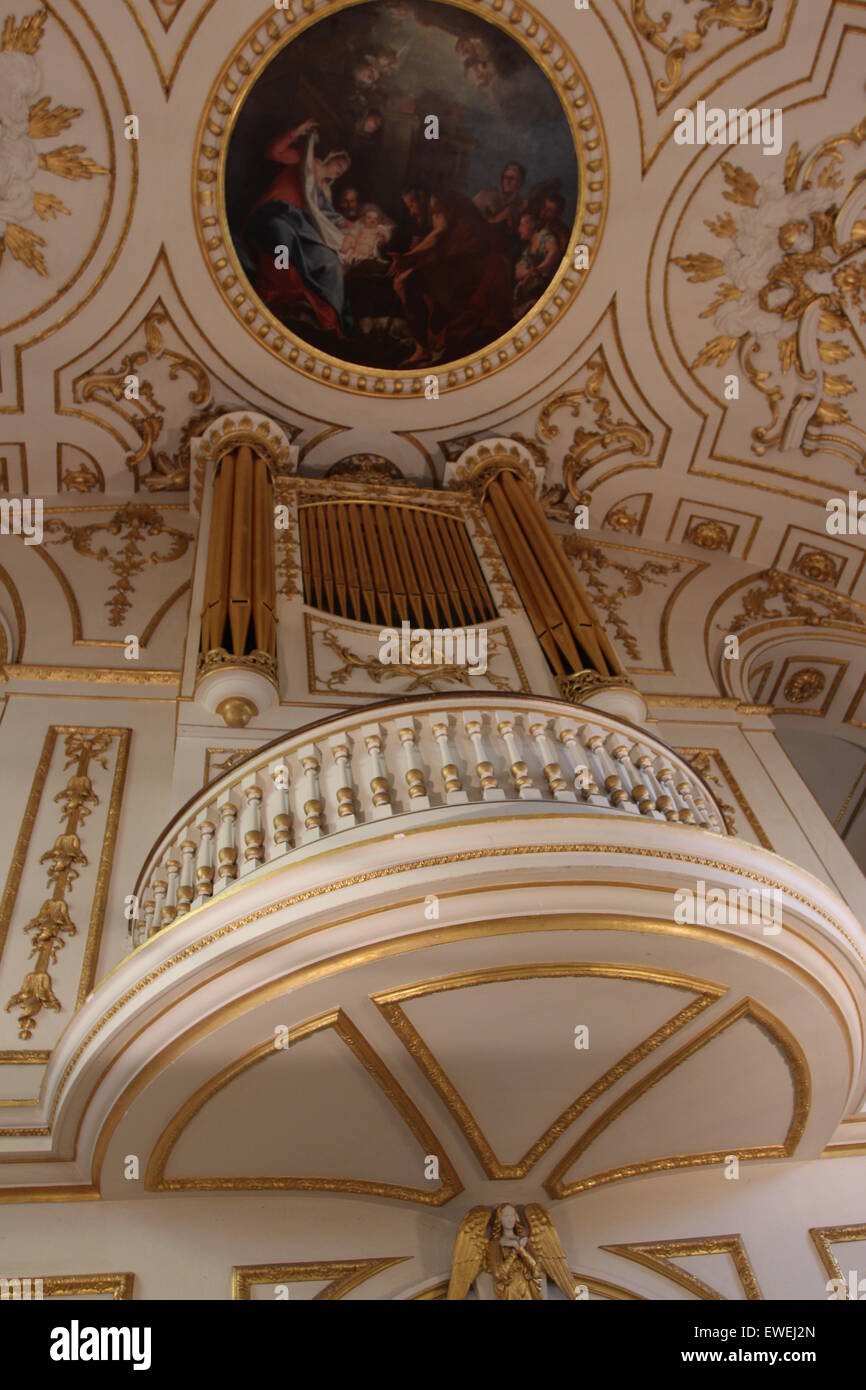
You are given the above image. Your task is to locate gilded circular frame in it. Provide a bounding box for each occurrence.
[193,0,608,397]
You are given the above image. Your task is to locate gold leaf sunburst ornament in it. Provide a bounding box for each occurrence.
[0,8,108,278]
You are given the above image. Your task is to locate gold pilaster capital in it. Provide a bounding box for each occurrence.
[444,438,545,502]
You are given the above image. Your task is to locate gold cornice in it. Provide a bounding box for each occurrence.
[3,665,180,685]
[410,1270,645,1299]
[145,1009,463,1205]
[373,962,726,1179]
[544,997,811,1199]
[232,1257,410,1300]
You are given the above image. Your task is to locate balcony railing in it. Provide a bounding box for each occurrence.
[131,694,728,941]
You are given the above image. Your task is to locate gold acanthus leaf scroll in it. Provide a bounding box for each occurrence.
[44,503,191,628]
[721,568,866,637]
[74,306,216,490]
[563,536,684,662]
[320,629,514,694]
[630,0,773,105]
[673,113,866,473]
[0,9,108,278]
[5,731,113,1040]
[532,351,654,500]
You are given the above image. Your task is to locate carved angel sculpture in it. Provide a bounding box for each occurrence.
[447,1202,577,1301]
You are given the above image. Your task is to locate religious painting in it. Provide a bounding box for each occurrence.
[224,0,580,372]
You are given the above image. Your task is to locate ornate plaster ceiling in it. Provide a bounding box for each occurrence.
[0,0,862,561]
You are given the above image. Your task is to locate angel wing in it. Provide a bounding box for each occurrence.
[525,1204,577,1300]
[446,1206,490,1300]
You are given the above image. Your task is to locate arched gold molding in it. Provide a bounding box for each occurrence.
[0,563,26,662]
[193,0,608,397]
[601,1234,762,1300]
[145,1008,463,1205]
[0,0,138,417]
[1,874,854,1198]
[373,961,726,1179]
[544,997,811,1199]
[809,1223,866,1299]
[121,0,218,94]
[232,1256,409,1300]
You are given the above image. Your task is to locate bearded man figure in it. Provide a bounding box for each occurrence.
[387,186,511,366]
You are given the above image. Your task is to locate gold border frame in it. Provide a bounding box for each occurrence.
[809,1223,866,1299]
[145,1007,463,1204]
[192,0,608,396]
[544,996,811,1198]
[373,961,726,1179]
[232,1256,409,1299]
[0,1272,134,1299]
[601,1234,762,1300]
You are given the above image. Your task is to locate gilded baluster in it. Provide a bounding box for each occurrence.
[162,855,181,923]
[397,720,430,807]
[362,724,394,818]
[177,828,197,913]
[269,757,293,854]
[555,720,605,803]
[581,723,630,810]
[675,774,700,825]
[298,743,324,838]
[151,877,168,932]
[430,716,468,805]
[142,898,155,938]
[329,733,358,825]
[605,734,652,815]
[463,710,505,801]
[529,718,575,802]
[193,812,216,905]
[631,746,668,820]
[215,793,239,889]
[241,773,265,870]
[496,710,541,800]
[654,758,690,822]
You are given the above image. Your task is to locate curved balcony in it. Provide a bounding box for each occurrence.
[132,693,727,941]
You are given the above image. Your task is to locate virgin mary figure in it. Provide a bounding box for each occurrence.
[240,119,353,336]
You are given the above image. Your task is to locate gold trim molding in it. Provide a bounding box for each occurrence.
[601,1234,762,1300]
[144,1008,463,1205]
[232,1257,409,1300]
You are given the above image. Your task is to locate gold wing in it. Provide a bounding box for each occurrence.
[525,1204,576,1300]
[446,1206,490,1300]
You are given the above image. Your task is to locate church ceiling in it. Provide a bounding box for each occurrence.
[0,0,864,581]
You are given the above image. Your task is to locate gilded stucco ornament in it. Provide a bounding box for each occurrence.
[191,411,298,513]
[0,9,108,278]
[672,113,866,471]
[446,437,544,502]
[448,1203,578,1301]
[629,0,774,105]
[783,667,826,705]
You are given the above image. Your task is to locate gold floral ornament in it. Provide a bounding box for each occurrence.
[74,306,218,491]
[533,351,654,500]
[6,731,113,1040]
[563,536,683,662]
[783,667,826,705]
[630,0,773,106]
[45,503,191,627]
[723,568,866,637]
[0,8,108,278]
[673,113,866,471]
[320,628,513,694]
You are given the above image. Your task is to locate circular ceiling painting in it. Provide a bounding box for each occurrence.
[197,0,605,393]
[220,0,584,374]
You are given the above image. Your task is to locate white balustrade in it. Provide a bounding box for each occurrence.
[130,696,731,939]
